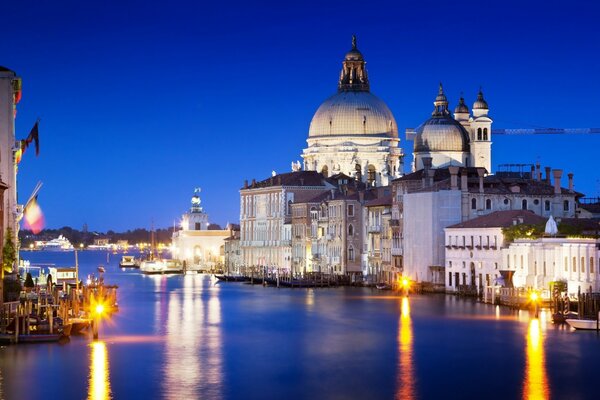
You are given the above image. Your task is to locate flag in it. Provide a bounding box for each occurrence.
[23,196,45,234]
[24,121,40,156]
[17,121,40,163]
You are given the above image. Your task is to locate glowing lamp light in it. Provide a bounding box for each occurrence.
[402,278,409,288]
[95,304,105,315]
[29,243,34,249]
[530,292,539,302]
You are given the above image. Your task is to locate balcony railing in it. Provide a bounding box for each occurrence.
[368,225,382,233]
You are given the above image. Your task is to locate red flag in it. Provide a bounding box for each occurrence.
[23,196,45,234]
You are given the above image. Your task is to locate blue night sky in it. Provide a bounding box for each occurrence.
[2,0,600,231]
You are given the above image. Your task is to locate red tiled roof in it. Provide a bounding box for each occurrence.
[447,210,547,229]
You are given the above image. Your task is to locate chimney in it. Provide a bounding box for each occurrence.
[545,167,551,184]
[422,157,433,188]
[536,162,541,181]
[477,167,485,193]
[530,165,535,180]
[553,169,563,194]
[244,180,248,189]
[568,172,574,192]
[251,178,256,186]
[460,170,468,192]
[449,166,459,190]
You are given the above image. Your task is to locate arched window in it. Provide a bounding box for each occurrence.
[348,224,354,237]
[471,198,477,210]
[367,165,376,186]
[287,200,293,215]
[483,128,488,140]
[477,127,482,140]
[522,199,528,210]
[348,246,354,261]
[321,165,328,178]
[486,199,492,210]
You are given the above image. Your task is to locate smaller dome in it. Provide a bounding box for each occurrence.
[473,89,488,109]
[454,96,469,114]
[414,116,470,153]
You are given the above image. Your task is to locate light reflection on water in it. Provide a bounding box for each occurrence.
[88,341,112,400]
[523,319,550,400]
[6,251,600,399]
[396,297,415,400]
[163,275,222,399]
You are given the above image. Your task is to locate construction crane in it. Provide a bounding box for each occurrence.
[492,128,600,135]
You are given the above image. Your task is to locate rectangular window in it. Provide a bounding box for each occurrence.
[347,204,354,217]
[545,201,550,211]
[449,272,452,286]
[564,201,570,211]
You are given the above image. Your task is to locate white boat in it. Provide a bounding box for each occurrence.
[566,319,600,330]
[119,255,137,268]
[36,235,74,251]
[140,259,183,274]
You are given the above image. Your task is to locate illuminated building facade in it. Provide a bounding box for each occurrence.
[171,189,235,270]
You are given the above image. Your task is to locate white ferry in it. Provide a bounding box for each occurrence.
[35,235,74,251]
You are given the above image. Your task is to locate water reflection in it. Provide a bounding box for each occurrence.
[396,297,415,399]
[163,275,222,399]
[523,319,549,400]
[88,341,112,400]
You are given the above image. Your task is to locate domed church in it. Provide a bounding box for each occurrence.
[412,84,493,173]
[302,36,403,187]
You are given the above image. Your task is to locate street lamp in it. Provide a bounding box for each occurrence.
[530,291,540,318]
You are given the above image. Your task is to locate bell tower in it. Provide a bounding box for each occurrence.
[469,88,493,173]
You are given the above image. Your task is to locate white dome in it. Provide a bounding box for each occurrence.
[308,91,398,138]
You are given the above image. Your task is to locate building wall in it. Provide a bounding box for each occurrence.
[172,230,231,269]
[0,70,18,247]
[444,227,504,292]
[504,238,600,294]
[403,190,462,282]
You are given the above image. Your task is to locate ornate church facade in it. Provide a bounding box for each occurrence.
[301,36,403,187]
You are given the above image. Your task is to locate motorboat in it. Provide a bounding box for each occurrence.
[119,255,137,268]
[566,318,600,330]
[69,317,91,334]
[140,259,183,274]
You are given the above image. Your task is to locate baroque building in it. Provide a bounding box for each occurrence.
[409,85,492,173]
[302,36,403,187]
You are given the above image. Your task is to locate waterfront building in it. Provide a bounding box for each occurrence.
[223,229,241,275]
[0,67,21,254]
[172,189,235,270]
[239,171,333,273]
[301,36,403,187]
[393,164,582,286]
[444,210,600,295]
[364,192,394,283]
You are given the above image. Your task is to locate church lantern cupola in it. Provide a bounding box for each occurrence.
[338,35,370,92]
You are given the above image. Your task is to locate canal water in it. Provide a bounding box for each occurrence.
[1,251,599,399]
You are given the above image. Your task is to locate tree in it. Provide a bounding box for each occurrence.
[3,227,16,274]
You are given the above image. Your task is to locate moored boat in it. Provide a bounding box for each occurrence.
[70,317,91,334]
[566,318,600,330]
[119,255,137,268]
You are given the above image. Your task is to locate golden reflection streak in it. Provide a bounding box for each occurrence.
[396,297,415,400]
[88,341,112,400]
[523,319,550,400]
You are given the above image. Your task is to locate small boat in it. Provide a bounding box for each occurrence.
[119,255,137,268]
[18,333,63,343]
[62,322,73,337]
[376,283,392,290]
[70,317,91,334]
[566,319,600,330]
[214,275,248,282]
[140,259,183,274]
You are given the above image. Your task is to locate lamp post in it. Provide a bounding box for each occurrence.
[530,291,540,318]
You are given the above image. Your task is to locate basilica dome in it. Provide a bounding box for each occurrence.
[414,84,470,153]
[413,116,470,152]
[308,91,398,138]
